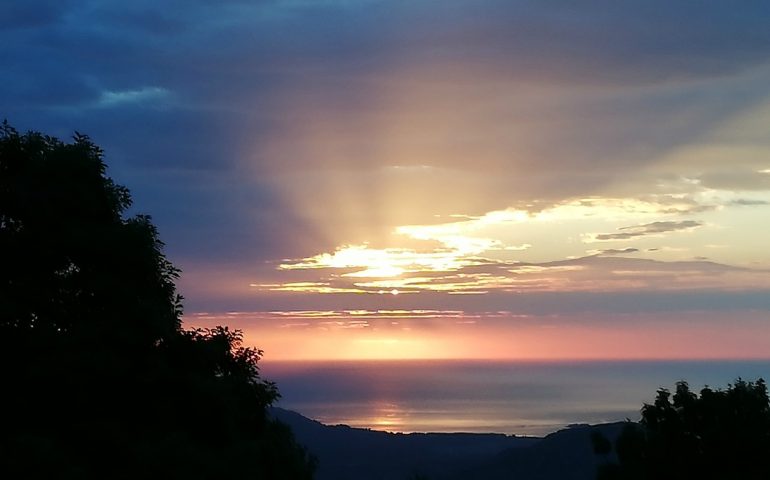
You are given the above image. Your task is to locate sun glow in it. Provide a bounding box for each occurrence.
[186,310,770,362]
[279,242,495,278]
[259,191,770,296]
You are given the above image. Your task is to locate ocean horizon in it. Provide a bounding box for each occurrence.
[263,359,770,437]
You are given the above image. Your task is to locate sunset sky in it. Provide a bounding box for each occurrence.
[5,0,770,360]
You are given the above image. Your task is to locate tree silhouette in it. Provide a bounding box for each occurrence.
[0,122,315,479]
[595,378,770,480]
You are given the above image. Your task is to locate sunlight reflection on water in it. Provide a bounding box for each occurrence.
[263,359,770,436]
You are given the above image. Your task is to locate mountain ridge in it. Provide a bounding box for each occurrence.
[270,407,625,480]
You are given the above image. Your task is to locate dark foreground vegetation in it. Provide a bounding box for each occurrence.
[0,123,315,479]
[594,378,770,480]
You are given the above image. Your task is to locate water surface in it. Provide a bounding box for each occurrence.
[263,359,770,436]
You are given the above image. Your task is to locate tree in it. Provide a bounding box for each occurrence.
[0,122,315,479]
[595,378,770,480]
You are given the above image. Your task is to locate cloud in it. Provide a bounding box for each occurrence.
[728,199,770,206]
[698,170,770,191]
[97,86,170,108]
[589,220,703,241]
[590,248,640,256]
[0,0,74,30]
[254,282,368,294]
[258,252,769,297]
[5,0,770,317]
[274,194,712,284]
[264,185,767,299]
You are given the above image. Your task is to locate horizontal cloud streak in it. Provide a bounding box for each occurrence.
[591,248,640,256]
[590,220,703,241]
[259,254,768,297]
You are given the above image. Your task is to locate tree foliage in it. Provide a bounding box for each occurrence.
[595,378,770,480]
[0,122,315,479]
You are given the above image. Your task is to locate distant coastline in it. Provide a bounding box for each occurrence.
[271,407,625,480]
[265,358,770,436]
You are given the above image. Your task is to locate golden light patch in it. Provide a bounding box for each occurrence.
[262,192,770,295]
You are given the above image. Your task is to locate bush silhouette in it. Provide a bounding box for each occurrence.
[0,122,315,479]
[595,378,770,480]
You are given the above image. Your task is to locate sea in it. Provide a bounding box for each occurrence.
[263,359,770,437]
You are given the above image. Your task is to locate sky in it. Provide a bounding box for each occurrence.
[5,0,770,361]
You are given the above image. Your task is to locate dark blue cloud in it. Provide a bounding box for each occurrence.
[0,0,77,30]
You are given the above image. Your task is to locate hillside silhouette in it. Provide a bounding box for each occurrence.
[272,407,625,480]
[0,122,315,479]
